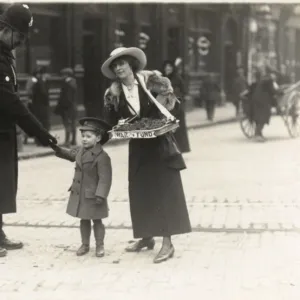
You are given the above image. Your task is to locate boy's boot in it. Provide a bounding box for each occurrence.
[93,220,105,257]
[76,220,91,256]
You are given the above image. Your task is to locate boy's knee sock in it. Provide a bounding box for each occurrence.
[80,220,91,245]
[93,220,105,246]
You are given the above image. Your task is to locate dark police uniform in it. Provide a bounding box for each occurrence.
[0,4,57,256]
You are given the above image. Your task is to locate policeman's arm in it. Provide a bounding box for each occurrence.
[0,63,53,144]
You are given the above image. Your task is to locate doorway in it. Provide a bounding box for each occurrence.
[167,27,182,63]
[82,18,105,117]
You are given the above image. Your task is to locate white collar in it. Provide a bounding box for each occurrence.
[121,79,138,88]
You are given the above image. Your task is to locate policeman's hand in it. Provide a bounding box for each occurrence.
[37,132,58,147]
[47,132,58,145]
[95,197,105,205]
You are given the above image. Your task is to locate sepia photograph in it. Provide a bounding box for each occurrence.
[1,0,300,299]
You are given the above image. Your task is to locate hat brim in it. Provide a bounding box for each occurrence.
[79,117,112,145]
[101,47,147,79]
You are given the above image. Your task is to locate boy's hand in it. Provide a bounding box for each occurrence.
[95,197,105,205]
[50,142,61,152]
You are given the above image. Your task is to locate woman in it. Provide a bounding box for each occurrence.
[162,60,190,153]
[102,47,191,264]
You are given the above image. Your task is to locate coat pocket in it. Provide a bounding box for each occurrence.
[85,189,96,199]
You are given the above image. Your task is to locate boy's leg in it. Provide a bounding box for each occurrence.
[93,219,105,257]
[76,219,91,256]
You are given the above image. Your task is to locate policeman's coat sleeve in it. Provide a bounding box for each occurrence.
[0,61,48,137]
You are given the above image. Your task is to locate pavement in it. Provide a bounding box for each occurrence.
[2,116,300,298]
[18,104,237,160]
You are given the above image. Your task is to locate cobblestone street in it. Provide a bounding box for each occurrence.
[2,116,300,299]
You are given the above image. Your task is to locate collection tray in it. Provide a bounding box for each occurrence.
[108,121,179,140]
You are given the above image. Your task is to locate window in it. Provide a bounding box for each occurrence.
[188,9,214,74]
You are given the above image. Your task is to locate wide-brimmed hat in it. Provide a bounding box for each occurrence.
[79,117,112,145]
[0,4,33,36]
[101,47,147,79]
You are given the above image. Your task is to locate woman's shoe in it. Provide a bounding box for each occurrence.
[96,245,105,257]
[153,245,175,264]
[125,238,155,252]
[76,244,90,256]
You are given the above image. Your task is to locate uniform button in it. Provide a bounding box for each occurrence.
[77,180,80,183]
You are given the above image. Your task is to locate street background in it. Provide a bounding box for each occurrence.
[2,2,300,299]
[2,115,300,299]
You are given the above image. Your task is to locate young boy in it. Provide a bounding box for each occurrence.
[52,117,112,257]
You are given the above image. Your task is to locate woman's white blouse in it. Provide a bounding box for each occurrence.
[121,80,140,115]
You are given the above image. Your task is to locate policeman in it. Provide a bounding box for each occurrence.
[0,4,57,257]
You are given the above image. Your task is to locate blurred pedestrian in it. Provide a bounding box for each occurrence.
[26,66,50,145]
[52,117,112,258]
[162,60,190,153]
[55,68,77,146]
[201,73,220,121]
[232,67,247,117]
[174,57,183,77]
[0,4,57,257]
[250,66,282,142]
[278,64,291,86]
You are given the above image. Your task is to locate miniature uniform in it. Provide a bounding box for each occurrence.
[54,117,112,257]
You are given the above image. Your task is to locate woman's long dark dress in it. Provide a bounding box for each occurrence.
[105,81,191,238]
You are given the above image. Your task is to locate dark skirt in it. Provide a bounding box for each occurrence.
[128,138,191,238]
[174,104,191,153]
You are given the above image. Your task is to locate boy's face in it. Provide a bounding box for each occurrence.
[81,130,101,149]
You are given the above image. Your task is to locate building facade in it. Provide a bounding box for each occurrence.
[0,3,242,121]
[241,4,300,84]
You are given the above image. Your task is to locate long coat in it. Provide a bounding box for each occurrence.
[165,71,190,153]
[104,71,191,238]
[55,143,112,220]
[250,78,279,125]
[0,42,53,214]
